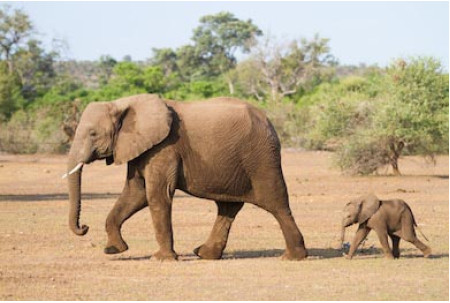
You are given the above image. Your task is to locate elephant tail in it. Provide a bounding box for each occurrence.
[406,202,429,242]
[415,225,429,242]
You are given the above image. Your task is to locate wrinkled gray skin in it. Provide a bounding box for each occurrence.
[341,194,431,259]
[66,94,307,261]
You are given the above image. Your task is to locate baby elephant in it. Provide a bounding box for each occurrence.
[341,194,431,259]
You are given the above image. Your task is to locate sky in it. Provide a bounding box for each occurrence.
[8,1,450,69]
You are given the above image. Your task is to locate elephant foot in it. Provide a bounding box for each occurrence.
[193,244,223,260]
[343,253,352,260]
[384,254,395,260]
[281,247,307,261]
[423,247,432,258]
[104,242,128,254]
[151,250,178,262]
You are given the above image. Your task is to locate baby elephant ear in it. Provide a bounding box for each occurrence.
[112,94,173,165]
[358,194,381,224]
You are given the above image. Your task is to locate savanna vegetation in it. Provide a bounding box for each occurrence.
[0,6,448,175]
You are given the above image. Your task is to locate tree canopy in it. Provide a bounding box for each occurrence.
[0,6,447,176]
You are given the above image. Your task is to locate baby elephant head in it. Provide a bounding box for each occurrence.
[342,194,381,227]
[340,194,381,247]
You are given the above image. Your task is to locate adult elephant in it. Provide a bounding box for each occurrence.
[65,94,306,261]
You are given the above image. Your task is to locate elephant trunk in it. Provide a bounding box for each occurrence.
[340,223,346,248]
[67,153,89,236]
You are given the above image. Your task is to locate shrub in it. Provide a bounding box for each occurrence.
[335,132,391,175]
[265,102,311,147]
[0,110,37,153]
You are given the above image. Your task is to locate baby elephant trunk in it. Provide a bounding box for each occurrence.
[340,224,346,248]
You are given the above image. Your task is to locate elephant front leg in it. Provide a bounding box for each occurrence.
[105,173,147,254]
[147,186,178,261]
[345,224,371,259]
[194,201,244,260]
[374,228,394,259]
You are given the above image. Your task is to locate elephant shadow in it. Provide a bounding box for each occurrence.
[222,248,345,260]
[113,247,346,262]
[112,247,448,262]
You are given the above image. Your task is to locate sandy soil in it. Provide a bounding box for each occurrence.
[0,151,448,300]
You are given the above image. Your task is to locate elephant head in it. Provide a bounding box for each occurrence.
[340,194,381,246]
[64,94,173,236]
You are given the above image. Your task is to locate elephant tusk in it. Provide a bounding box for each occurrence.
[62,162,84,179]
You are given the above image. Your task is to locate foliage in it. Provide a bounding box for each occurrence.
[334,57,449,175]
[0,5,32,73]
[244,33,335,104]
[0,6,447,179]
[375,57,449,155]
[264,101,311,147]
[97,55,117,85]
[0,110,37,153]
[335,133,391,175]
[0,61,24,120]
[301,78,376,150]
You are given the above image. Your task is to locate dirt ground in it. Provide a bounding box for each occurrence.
[0,150,448,300]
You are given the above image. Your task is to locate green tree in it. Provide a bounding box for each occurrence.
[111,61,144,89]
[142,66,165,93]
[13,39,57,103]
[98,55,117,85]
[175,44,203,81]
[335,57,448,175]
[191,11,262,94]
[249,34,334,103]
[0,5,33,74]
[151,48,178,76]
[373,57,449,174]
[0,61,24,120]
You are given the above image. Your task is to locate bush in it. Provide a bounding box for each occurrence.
[334,57,448,175]
[304,98,374,150]
[0,110,37,153]
[335,133,391,175]
[0,103,74,154]
[265,102,311,147]
[0,63,25,121]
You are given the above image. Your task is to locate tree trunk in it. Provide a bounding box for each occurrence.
[391,160,401,176]
[389,140,404,176]
[227,79,235,95]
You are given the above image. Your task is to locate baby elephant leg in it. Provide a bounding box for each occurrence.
[400,212,432,258]
[412,238,432,258]
[345,225,371,259]
[389,234,401,258]
[401,233,432,258]
[374,228,394,259]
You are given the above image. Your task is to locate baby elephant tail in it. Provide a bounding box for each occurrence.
[415,225,429,242]
[407,203,429,242]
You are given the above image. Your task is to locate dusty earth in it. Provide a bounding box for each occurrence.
[0,151,448,300]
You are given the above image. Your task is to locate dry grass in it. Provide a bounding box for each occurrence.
[0,151,448,300]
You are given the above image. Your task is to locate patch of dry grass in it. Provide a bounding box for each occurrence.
[0,151,448,300]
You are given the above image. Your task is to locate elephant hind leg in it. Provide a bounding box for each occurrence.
[401,232,432,258]
[400,212,432,257]
[389,234,401,258]
[271,207,307,261]
[194,201,244,260]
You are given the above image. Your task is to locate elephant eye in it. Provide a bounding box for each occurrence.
[89,130,97,137]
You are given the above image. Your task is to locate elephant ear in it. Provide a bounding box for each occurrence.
[112,94,173,165]
[357,194,381,224]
